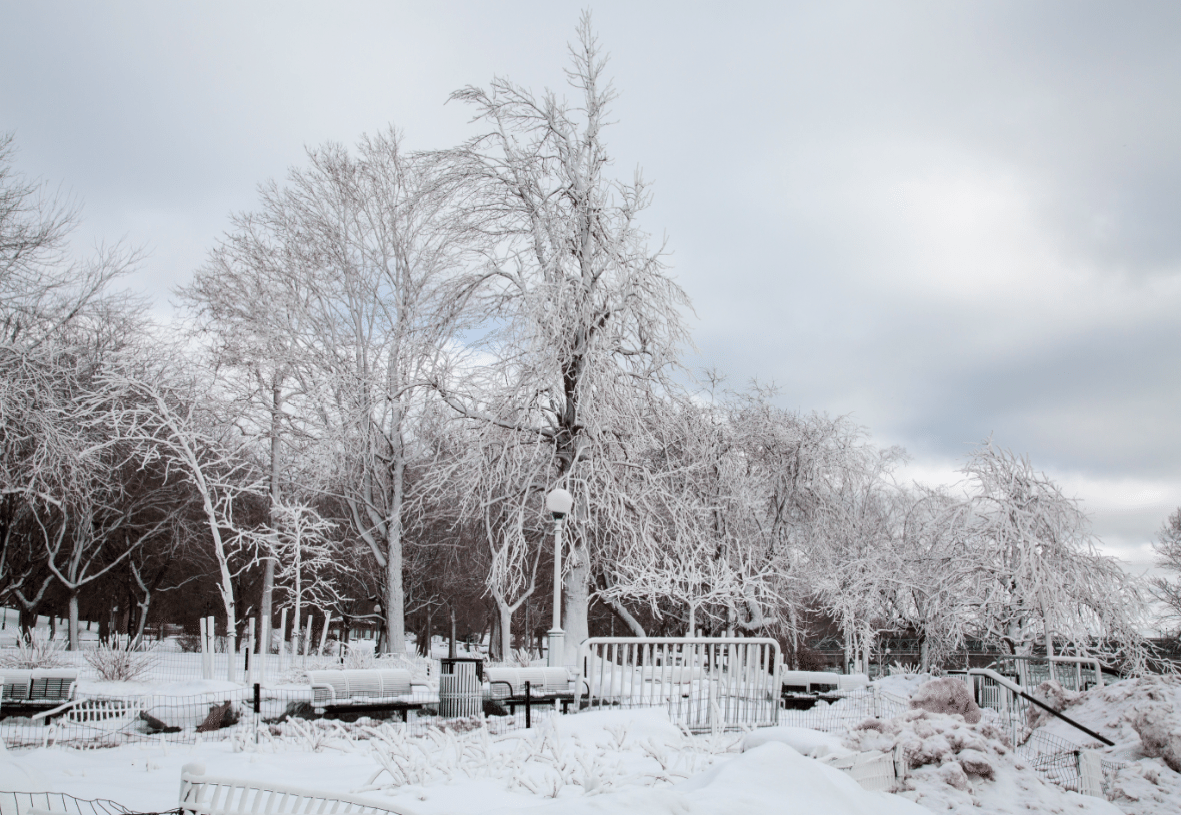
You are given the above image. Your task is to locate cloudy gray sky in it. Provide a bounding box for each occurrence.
[3,1,1179,579]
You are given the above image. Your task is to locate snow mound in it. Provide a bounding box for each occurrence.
[909,677,981,724]
[872,673,934,699]
[844,709,1121,814]
[545,708,683,747]
[741,726,851,758]
[1030,675,1181,749]
[483,741,927,815]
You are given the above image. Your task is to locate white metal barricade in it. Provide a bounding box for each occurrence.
[576,637,780,731]
[179,763,420,815]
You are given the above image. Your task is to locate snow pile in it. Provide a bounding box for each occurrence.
[1021,675,1181,815]
[1128,705,1181,772]
[361,709,732,797]
[1107,756,1181,815]
[480,740,926,815]
[1028,675,1181,749]
[908,677,982,723]
[842,709,1121,814]
[873,673,935,699]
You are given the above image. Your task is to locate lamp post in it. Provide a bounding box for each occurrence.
[545,487,574,667]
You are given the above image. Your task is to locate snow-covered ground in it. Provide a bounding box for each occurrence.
[3,625,1179,815]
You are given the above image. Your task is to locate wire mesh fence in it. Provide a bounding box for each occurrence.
[0,684,577,750]
[777,688,910,732]
[0,646,442,686]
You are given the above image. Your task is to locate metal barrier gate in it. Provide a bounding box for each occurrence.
[575,637,780,732]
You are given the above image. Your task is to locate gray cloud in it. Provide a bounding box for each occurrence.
[3,0,1179,562]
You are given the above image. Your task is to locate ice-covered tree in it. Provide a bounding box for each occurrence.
[962,441,1148,672]
[192,131,471,655]
[1150,508,1181,631]
[445,16,690,662]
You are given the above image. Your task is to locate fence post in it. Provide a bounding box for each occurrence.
[278,608,288,673]
[525,680,532,729]
[253,682,261,745]
[199,617,210,680]
[1078,750,1104,797]
[319,612,332,655]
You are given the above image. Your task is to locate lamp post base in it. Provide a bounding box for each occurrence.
[547,629,566,668]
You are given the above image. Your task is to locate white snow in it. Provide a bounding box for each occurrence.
[3,673,1180,815]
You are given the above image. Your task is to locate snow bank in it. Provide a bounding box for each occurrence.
[843,709,1122,814]
[741,726,851,758]
[872,673,934,699]
[1020,675,1181,815]
[483,741,927,815]
[544,708,683,747]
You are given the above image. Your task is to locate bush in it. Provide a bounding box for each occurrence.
[83,640,160,681]
[0,630,70,669]
[175,633,203,653]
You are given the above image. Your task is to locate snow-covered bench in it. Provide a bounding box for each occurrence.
[780,670,868,693]
[179,763,420,815]
[0,669,78,714]
[484,667,578,713]
[304,669,425,718]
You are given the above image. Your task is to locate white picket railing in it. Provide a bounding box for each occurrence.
[575,637,780,732]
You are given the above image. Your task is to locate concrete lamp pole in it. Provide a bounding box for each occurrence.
[545,487,574,667]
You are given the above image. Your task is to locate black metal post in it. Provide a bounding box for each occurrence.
[525,681,531,729]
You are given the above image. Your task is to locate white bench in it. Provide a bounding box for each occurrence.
[179,763,420,815]
[304,669,421,716]
[0,669,78,711]
[484,667,570,698]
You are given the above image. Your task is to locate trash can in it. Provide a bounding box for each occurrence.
[439,658,482,718]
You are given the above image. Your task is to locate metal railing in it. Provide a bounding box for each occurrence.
[575,637,780,732]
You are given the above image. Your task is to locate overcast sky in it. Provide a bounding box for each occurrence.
[3,1,1179,578]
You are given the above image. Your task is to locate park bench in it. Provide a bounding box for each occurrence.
[484,667,579,713]
[780,670,869,710]
[304,668,426,719]
[179,763,420,815]
[0,669,78,717]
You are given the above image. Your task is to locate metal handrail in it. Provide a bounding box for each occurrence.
[967,668,1113,746]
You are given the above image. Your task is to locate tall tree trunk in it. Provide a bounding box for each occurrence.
[67,594,79,650]
[261,378,282,666]
[562,539,591,665]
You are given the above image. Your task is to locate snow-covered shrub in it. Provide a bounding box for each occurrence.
[343,642,377,669]
[175,633,202,653]
[888,661,920,676]
[909,676,981,723]
[0,629,69,668]
[83,640,160,681]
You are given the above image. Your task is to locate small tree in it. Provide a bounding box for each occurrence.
[270,501,341,654]
[1151,509,1181,632]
